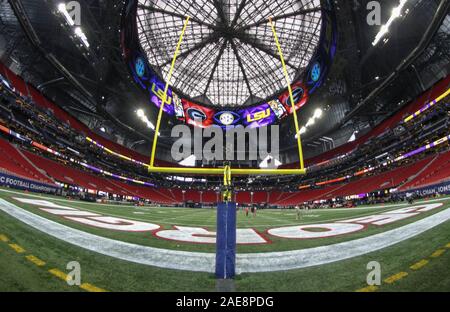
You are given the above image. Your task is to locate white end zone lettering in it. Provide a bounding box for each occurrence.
[15,197,160,232]
[155,226,268,244]
[10,198,446,241]
[267,223,365,239]
[40,208,100,217]
[13,198,76,210]
[64,216,160,232]
[339,203,444,226]
[382,203,443,214]
[338,213,418,226]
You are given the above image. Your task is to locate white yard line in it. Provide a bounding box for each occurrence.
[1,198,449,273]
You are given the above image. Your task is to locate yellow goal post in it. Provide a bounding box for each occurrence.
[147,16,306,177]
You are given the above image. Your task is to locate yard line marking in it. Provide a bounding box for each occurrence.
[384,272,408,284]
[48,268,69,281]
[80,283,107,292]
[1,230,106,291]
[410,259,429,271]
[8,243,25,253]
[26,255,46,267]
[430,249,446,258]
[0,234,9,242]
[356,285,379,292]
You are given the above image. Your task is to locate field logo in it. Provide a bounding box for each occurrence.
[67,261,81,286]
[13,198,444,245]
[366,261,381,286]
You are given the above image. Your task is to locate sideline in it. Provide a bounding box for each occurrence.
[1,188,448,211]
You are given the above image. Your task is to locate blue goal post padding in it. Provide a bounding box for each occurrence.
[215,201,237,279]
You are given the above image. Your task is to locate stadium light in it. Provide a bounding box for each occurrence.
[313,108,323,119]
[294,108,323,139]
[295,127,306,139]
[306,118,315,127]
[136,109,145,118]
[74,27,90,48]
[136,109,159,134]
[372,0,408,46]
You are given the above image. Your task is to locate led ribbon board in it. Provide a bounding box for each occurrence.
[404,88,450,123]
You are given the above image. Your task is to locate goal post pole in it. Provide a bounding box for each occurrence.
[149,16,190,169]
[269,17,305,170]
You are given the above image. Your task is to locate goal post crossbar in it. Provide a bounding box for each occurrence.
[148,16,306,177]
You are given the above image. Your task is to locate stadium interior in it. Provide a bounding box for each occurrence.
[0,0,449,294]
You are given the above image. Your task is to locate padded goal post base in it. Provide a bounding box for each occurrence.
[215,201,237,279]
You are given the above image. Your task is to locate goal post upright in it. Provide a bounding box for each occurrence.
[269,17,305,170]
[149,16,191,169]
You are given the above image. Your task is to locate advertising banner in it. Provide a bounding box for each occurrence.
[398,181,450,197]
[0,172,60,194]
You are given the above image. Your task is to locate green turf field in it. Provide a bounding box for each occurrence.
[0,187,449,292]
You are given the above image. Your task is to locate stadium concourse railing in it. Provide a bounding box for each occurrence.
[0,135,177,203]
[275,152,450,206]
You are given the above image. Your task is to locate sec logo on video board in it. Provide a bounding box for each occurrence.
[310,62,321,82]
[214,111,240,126]
[135,57,146,78]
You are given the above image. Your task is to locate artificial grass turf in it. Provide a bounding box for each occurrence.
[0,206,448,292]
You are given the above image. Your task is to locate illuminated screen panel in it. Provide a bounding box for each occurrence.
[268,99,287,120]
[173,93,185,120]
[182,99,215,128]
[213,111,241,127]
[149,74,175,116]
[278,82,309,115]
[239,103,276,128]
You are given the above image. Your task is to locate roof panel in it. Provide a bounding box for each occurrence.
[136,0,322,107]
